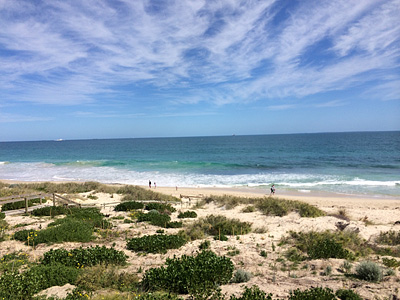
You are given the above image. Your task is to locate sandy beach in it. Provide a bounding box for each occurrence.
[1,181,400,299]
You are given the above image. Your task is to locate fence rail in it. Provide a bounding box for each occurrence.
[0,193,81,213]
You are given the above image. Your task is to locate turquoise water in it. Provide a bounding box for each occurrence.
[0,132,399,197]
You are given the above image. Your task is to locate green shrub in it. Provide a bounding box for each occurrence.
[14,219,94,245]
[356,261,383,282]
[230,285,272,300]
[127,234,187,254]
[185,214,252,241]
[214,234,229,241]
[0,212,5,219]
[31,206,68,217]
[199,240,211,250]
[202,195,325,218]
[242,205,256,213]
[137,211,171,227]
[376,230,400,245]
[0,271,41,299]
[114,201,144,211]
[0,263,80,299]
[76,265,139,292]
[283,230,368,260]
[294,202,325,218]
[178,210,197,218]
[48,207,112,229]
[26,263,80,289]
[0,252,29,273]
[260,250,268,258]
[288,287,336,300]
[256,198,288,217]
[335,289,363,300]
[307,237,350,259]
[1,198,44,211]
[117,185,179,202]
[166,221,183,228]
[230,269,252,283]
[285,247,305,262]
[382,257,400,268]
[65,287,91,300]
[340,260,353,273]
[145,202,176,213]
[142,250,234,298]
[41,246,127,267]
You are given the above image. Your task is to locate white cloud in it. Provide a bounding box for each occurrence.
[0,0,398,108]
[0,112,53,123]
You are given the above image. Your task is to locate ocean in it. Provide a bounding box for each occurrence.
[0,132,399,197]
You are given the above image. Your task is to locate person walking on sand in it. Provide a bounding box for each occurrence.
[270,184,275,196]
[154,182,156,189]
[149,180,151,188]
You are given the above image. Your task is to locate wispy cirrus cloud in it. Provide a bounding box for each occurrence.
[0,0,399,112]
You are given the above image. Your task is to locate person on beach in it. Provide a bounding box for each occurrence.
[149,180,151,188]
[154,182,156,189]
[270,184,275,196]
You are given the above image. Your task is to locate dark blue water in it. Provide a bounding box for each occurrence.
[1,132,399,196]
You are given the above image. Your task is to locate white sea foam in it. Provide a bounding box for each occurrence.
[0,162,399,196]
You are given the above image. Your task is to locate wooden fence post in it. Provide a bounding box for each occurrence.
[53,194,56,206]
[24,197,28,213]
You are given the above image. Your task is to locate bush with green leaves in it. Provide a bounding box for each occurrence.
[26,263,80,289]
[376,230,400,246]
[117,185,179,202]
[142,250,234,298]
[199,240,211,250]
[178,210,197,218]
[0,212,5,219]
[307,237,350,259]
[127,234,187,254]
[230,285,272,300]
[288,287,336,300]
[185,214,252,241]
[14,219,94,245]
[355,261,383,282]
[0,263,80,299]
[230,269,252,283]
[41,246,127,267]
[382,257,400,268]
[31,205,69,217]
[145,202,176,213]
[335,289,363,300]
[214,234,229,241]
[1,198,45,211]
[257,198,325,218]
[282,230,368,260]
[114,201,144,211]
[136,210,182,228]
[0,251,29,273]
[76,265,139,292]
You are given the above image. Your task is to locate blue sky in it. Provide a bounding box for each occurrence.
[0,0,399,141]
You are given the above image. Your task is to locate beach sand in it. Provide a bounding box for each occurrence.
[1,181,400,299]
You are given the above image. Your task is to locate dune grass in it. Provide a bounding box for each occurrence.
[0,181,179,202]
[201,195,325,218]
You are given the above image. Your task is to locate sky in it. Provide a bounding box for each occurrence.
[0,0,399,141]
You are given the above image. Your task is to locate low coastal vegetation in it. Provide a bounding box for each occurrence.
[142,250,234,298]
[0,181,398,299]
[13,207,111,245]
[280,230,370,260]
[127,234,187,254]
[199,195,325,218]
[0,181,178,202]
[183,214,252,241]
